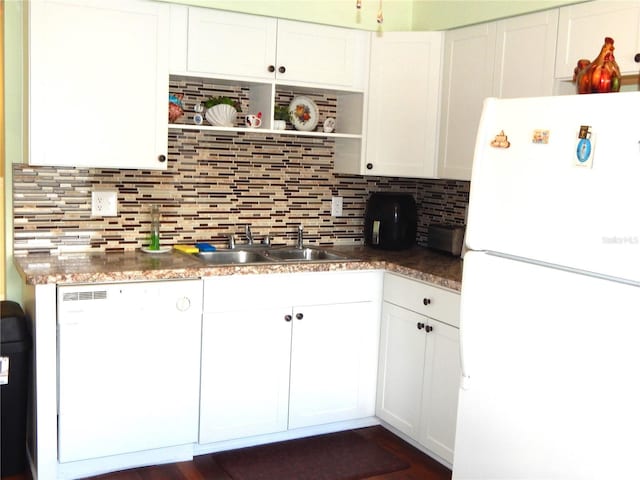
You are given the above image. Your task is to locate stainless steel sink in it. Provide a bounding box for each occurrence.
[264,247,348,262]
[194,250,272,265]
[190,247,351,265]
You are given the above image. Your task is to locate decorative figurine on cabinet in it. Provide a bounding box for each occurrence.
[573,37,621,94]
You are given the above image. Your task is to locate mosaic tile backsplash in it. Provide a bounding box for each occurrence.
[13,138,469,255]
[13,76,469,255]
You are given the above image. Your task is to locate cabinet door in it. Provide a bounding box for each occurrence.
[29,0,169,169]
[275,20,369,90]
[288,301,379,429]
[438,23,496,181]
[493,10,558,98]
[376,302,426,438]
[186,8,277,80]
[419,318,460,464]
[556,1,640,78]
[199,308,292,444]
[364,32,442,178]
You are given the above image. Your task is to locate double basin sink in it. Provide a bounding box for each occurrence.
[192,247,352,266]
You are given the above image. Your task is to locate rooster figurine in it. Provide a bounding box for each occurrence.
[573,37,621,94]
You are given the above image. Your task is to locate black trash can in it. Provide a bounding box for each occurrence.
[1,301,32,477]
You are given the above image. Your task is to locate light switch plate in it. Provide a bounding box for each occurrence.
[91,190,118,217]
[331,196,343,217]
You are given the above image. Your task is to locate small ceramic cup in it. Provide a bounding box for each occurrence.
[245,114,262,128]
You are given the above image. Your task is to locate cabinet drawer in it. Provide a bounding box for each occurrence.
[383,273,460,327]
[204,270,382,313]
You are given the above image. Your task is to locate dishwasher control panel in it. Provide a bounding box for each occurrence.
[57,279,203,318]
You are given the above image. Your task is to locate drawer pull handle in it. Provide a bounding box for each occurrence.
[284,314,292,322]
[268,65,276,72]
[423,298,431,306]
[278,66,286,74]
[296,313,304,320]
[417,322,425,330]
[425,325,433,333]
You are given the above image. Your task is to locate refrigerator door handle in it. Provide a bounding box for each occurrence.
[458,296,471,390]
[459,324,471,391]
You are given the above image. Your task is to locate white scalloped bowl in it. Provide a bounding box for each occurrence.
[205,104,237,127]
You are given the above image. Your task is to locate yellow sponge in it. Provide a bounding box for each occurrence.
[173,244,199,254]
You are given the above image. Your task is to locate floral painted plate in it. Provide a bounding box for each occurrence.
[289,96,319,132]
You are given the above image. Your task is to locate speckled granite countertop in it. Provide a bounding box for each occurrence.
[13,245,463,291]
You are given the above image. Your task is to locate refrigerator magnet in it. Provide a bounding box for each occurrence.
[490,130,510,148]
[575,125,595,168]
[532,129,549,144]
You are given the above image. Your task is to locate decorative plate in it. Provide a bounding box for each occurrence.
[141,247,171,254]
[289,96,319,132]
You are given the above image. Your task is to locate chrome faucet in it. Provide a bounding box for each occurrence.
[245,225,254,246]
[228,234,235,249]
[297,225,304,249]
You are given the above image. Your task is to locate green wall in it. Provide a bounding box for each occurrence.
[165,0,583,31]
[413,1,584,30]
[4,0,25,302]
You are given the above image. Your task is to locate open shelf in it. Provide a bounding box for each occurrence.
[168,123,361,139]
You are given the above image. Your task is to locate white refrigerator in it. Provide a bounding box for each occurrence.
[453,92,640,479]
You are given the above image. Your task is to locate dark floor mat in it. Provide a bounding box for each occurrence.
[215,430,410,480]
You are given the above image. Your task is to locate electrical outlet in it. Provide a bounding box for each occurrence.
[331,196,343,217]
[91,190,118,217]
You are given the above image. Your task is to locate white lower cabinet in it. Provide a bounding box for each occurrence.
[199,306,291,443]
[376,273,461,464]
[199,271,382,445]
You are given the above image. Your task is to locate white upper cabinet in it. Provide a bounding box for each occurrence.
[439,10,558,181]
[362,32,443,179]
[556,1,640,78]
[171,7,369,91]
[276,19,369,90]
[29,0,169,169]
[493,9,559,98]
[185,8,277,81]
[438,23,496,181]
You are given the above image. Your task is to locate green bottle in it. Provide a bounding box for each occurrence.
[149,205,160,250]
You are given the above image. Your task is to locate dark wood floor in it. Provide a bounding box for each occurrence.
[2,426,452,480]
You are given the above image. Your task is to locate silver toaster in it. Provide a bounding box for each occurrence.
[427,224,466,256]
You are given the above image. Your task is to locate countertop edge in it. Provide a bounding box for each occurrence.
[14,247,462,291]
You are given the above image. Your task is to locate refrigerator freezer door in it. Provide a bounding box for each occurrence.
[454,251,640,479]
[466,92,640,283]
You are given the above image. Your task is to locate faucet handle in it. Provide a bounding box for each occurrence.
[297,224,304,248]
[228,234,236,249]
[245,225,254,245]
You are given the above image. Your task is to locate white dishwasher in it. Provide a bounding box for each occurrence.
[57,279,203,463]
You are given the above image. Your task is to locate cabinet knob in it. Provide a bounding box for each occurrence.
[278,66,286,74]
[423,298,431,306]
[158,154,166,163]
[635,53,640,63]
[416,322,425,330]
[366,163,373,170]
[268,65,276,73]
[296,312,304,320]
[284,314,292,322]
[425,325,433,333]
